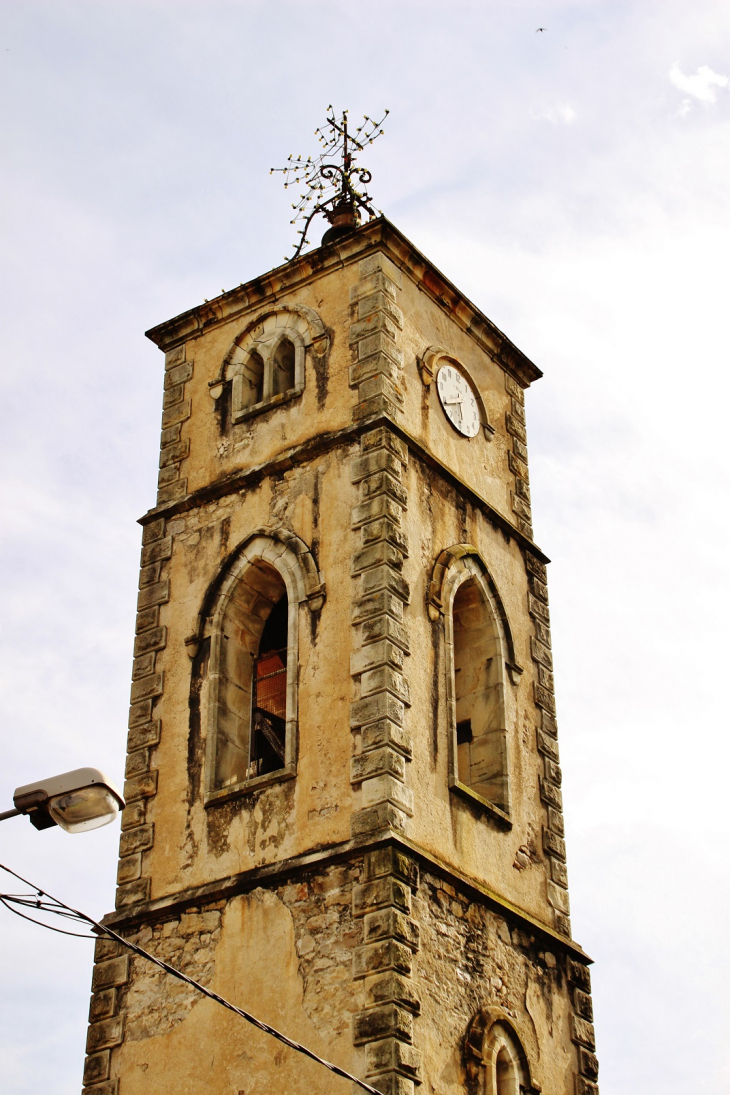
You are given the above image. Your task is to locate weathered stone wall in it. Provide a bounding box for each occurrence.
[413,866,597,1094]
[85,858,371,1095]
[86,843,597,1095]
[118,513,169,909]
[352,846,422,1095]
[157,343,193,507]
[504,374,533,539]
[141,222,535,547]
[118,448,359,906]
[525,548,572,938]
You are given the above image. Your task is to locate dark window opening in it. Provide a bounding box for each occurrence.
[456,719,473,745]
[246,349,264,405]
[250,594,288,777]
[272,338,296,396]
[211,561,291,793]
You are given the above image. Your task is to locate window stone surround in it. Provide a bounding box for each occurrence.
[213,303,329,425]
[200,533,319,805]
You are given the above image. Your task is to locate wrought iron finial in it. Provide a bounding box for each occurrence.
[271,106,389,260]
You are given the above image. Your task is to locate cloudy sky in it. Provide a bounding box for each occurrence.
[0,2,728,1092]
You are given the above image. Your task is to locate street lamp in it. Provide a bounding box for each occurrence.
[0,768,125,833]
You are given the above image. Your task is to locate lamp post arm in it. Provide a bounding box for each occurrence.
[0,807,22,822]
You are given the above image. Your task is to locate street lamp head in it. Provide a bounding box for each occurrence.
[12,768,125,833]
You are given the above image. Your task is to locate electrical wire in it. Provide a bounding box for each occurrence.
[0,860,383,1095]
[0,896,94,937]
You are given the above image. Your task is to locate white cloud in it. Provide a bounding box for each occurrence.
[670,62,728,105]
[531,103,577,124]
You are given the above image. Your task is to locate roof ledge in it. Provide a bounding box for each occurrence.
[145,217,542,389]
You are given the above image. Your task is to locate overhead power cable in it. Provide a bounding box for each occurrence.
[0,860,383,1095]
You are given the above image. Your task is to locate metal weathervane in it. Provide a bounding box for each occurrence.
[271,106,389,260]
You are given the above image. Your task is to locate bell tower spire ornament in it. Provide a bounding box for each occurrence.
[271,106,389,259]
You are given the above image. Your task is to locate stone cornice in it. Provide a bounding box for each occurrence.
[145,218,542,390]
[137,413,550,565]
[102,831,590,962]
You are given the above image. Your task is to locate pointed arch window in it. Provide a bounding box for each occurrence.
[208,560,292,795]
[452,574,508,813]
[428,547,521,824]
[194,531,325,805]
[250,593,288,777]
[464,1009,539,1095]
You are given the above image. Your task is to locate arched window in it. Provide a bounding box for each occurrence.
[453,576,508,813]
[464,1009,537,1095]
[241,349,264,409]
[250,591,288,777]
[211,561,288,792]
[218,305,329,425]
[271,337,296,397]
[495,1046,518,1095]
[428,547,520,823]
[196,530,325,805]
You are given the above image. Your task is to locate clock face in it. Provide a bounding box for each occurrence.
[436,364,480,437]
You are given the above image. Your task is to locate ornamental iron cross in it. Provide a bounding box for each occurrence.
[271,106,389,260]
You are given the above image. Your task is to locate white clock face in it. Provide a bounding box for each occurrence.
[436,364,480,437]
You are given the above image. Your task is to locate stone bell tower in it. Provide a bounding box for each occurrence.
[81,216,600,1095]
